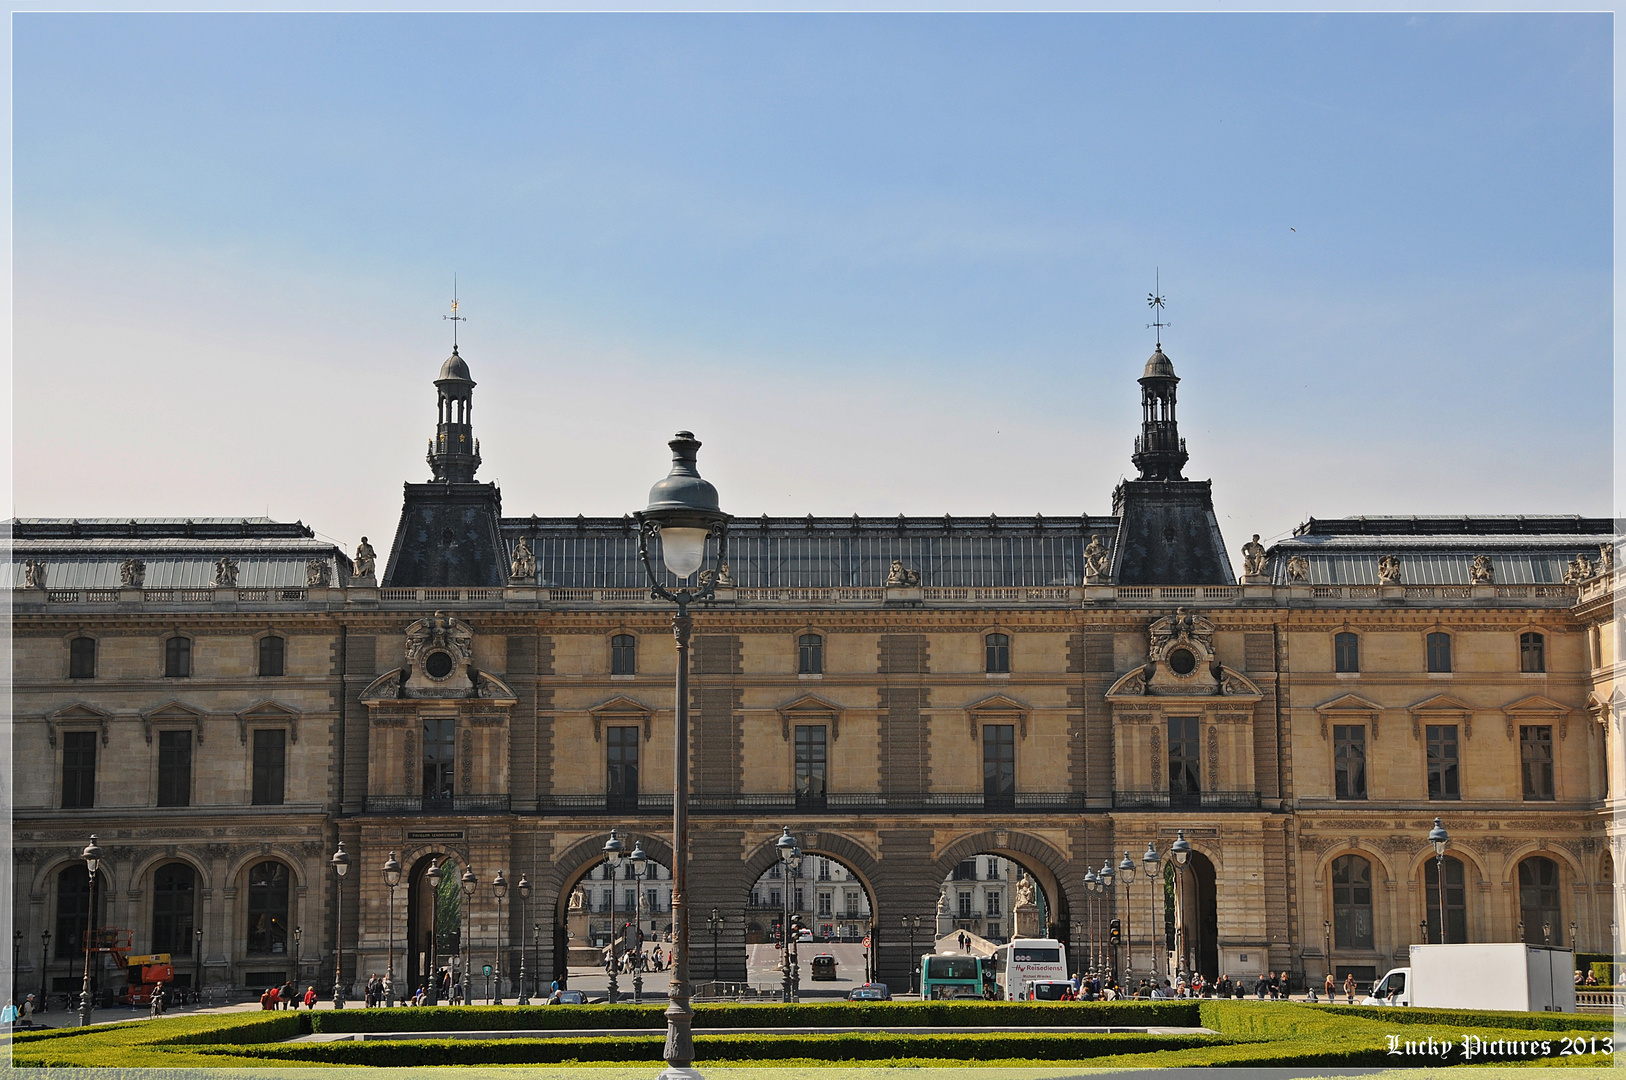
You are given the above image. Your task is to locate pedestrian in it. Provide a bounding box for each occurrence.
[150,983,166,1019]
[2,999,16,1025]
[1324,973,1335,1001]
[1343,972,1356,1005]
[282,979,295,1010]
[269,984,281,1009]
[21,994,35,1026]
[304,985,317,1010]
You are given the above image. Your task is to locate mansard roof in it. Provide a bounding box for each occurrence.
[8,518,347,589]
[1268,515,1609,586]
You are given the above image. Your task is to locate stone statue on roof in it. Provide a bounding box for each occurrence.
[306,559,332,587]
[1083,535,1111,582]
[353,537,377,580]
[1285,555,1309,582]
[1469,555,1494,584]
[1563,552,1595,585]
[1241,534,1268,579]
[510,536,536,582]
[1600,543,1615,574]
[885,559,920,587]
[1377,554,1402,585]
[22,559,45,589]
[120,558,146,588]
[213,556,238,588]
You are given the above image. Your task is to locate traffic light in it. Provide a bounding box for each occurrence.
[1109,919,1122,945]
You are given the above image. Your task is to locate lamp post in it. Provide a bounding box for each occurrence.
[1100,860,1116,981]
[491,870,508,1006]
[516,875,531,1006]
[707,908,723,985]
[14,930,22,1004]
[629,842,649,1005]
[1142,844,1160,983]
[77,835,102,1027]
[777,829,800,1004]
[532,923,541,1001]
[294,925,302,988]
[1427,818,1450,945]
[1082,868,1098,974]
[39,931,50,1007]
[633,429,731,1077]
[1070,920,1085,982]
[1323,919,1332,981]
[424,859,442,1006]
[1170,831,1191,983]
[330,841,350,1009]
[902,915,920,995]
[460,865,477,1006]
[382,852,402,1007]
[194,926,203,1003]
[1119,852,1137,980]
[602,831,624,1004]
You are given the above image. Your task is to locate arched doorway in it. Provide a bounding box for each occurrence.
[547,833,675,994]
[404,854,461,1001]
[743,849,875,993]
[1169,852,1217,981]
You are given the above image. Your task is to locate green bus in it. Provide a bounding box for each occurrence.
[919,954,985,1000]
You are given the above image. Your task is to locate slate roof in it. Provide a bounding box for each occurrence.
[1267,516,1613,586]
[8,518,347,589]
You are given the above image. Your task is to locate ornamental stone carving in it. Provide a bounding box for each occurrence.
[509,537,536,582]
[1083,535,1111,583]
[1286,555,1309,582]
[1600,542,1616,573]
[22,559,46,588]
[213,556,239,588]
[353,537,377,581]
[120,558,146,587]
[1469,555,1494,584]
[885,559,921,587]
[305,559,332,587]
[1377,554,1402,585]
[1240,534,1268,579]
[1563,552,1595,585]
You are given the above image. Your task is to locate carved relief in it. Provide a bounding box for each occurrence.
[305,559,332,587]
[1083,535,1111,582]
[22,559,46,588]
[1469,555,1494,584]
[461,728,473,792]
[885,559,921,587]
[1207,724,1218,770]
[1562,552,1595,585]
[403,730,416,796]
[1286,555,1309,582]
[120,558,146,587]
[213,556,239,588]
[1377,555,1402,585]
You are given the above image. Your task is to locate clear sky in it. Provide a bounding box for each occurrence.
[13,12,1612,561]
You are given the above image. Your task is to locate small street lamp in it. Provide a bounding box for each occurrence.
[633,430,731,1073]
[777,829,801,1004]
[1142,844,1160,983]
[14,930,22,1004]
[491,870,508,1006]
[629,842,649,1005]
[382,852,402,1007]
[460,865,477,1006]
[531,922,541,1001]
[1119,852,1137,979]
[603,831,624,1004]
[1427,818,1450,945]
[1082,867,1098,974]
[194,926,203,1003]
[1170,831,1191,982]
[330,841,350,1010]
[424,860,443,1006]
[39,931,51,1006]
[515,875,531,1005]
[707,908,723,985]
[78,835,103,1027]
[1100,859,1117,981]
[1070,920,1085,981]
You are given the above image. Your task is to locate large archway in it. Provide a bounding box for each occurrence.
[737,831,882,996]
[1167,852,1217,981]
[404,853,462,1001]
[927,834,1078,991]
[546,832,675,993]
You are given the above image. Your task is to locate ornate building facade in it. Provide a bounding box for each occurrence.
[11,339,1618,999]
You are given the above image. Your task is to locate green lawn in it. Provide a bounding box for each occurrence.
[10,1000,1612,1071]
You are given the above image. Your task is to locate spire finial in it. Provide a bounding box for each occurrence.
[1146,269,1170,350]
[444,274,466,348]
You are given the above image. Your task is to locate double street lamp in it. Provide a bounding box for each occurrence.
[330,842,350,1009]
[460,865,477,1005]
[424,859,443,1006]
[382,852,402,1007]
[633,430,731,1078]
[1118,852,1138,979]
[1142,844,1161,982]
[776,828,803,1004]
[78,835,103,1027]
[603,831,624,1004]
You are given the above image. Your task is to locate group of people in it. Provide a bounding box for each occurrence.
[1,997,35,1025]
[606,946,666,974]
[259,980,318,1010]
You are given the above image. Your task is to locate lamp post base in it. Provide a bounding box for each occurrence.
[656,1068,706,1080]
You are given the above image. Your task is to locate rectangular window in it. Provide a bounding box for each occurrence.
[986,892,1001,917]
[798,635,823,675]
[258,636,285,677]
[69,637,97,679]
[982,724,1016,807]
[611,635,636,676]
[845,892,860,917]
[795,724,828,803]
[985,634,1011,673]
[157,730,192,807]
[1520,725,1555,800]
[1426,724,1460,800]
[422,717,456,803]
[1334,632,1359,673]
[818,892,833,917]
[251,729,286,806]
[1333,725,1367,800]
[958,891,973,918]
[1520,632,1546,674]
[62,731,96,809]
[607,725,640,809]
[165,637,192,678]
[1168,716,1201,805]
[1426,632,1452,673]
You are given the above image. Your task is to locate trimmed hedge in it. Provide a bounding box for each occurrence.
[1308,1004,1613,1033]
[304,998,1200,1034]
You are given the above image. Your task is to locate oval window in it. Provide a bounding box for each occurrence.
[1168,648,1197,675]
[424,651,455,679]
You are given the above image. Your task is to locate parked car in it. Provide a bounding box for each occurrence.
[552,989,586,1005]
[810,954,839,981]
[847,983,892,1001]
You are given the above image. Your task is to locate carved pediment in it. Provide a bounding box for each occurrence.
[1408,693,1473,716]
[47,703,111,747]
[1315,693,1382,716]
[1408,692,1474,739]
[141,701,204,745]
[1106,663,1262,702]
[965,693,1029,739]
[777,693,843,740]
[1501,694,1570,718]
[359,666,517,705]
[589,695,653,743]
[403,611,477,696]
[236,700,300,744]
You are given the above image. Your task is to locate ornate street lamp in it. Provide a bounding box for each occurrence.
[330,841,350,1010]
[14,930,22,1004]
[39,931,51,1006]
[459,865,477,1006]
[382,852,402,1007]
[633,430,731,1075]
[516,875,531,1005]
[777,829,800,1004]
[603,831,625,1004]
[1082,867,1098,974]
[1427,818,1450,945]
[1323,919,1332,981]
[491,870,508,1005]
[1142,844,1160,983]
[424,859,443,1006]
[1119,852,1137,979]
[293,925,302,985]
[901,915,920,996]
[629,842,649,1005]
[1100,859,1116,980]
[1170,831,1191,982]
[77,835,103,1028]
[707,909,723,985]
[195,926,204,1002]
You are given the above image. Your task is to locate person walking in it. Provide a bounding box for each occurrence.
[304,985,317,1010]
[281,979,296,1011]
[21,994,35,1027]
[1324,972,1335,1002]
[1343,972,1357,1004]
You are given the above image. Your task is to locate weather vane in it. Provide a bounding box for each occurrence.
[1146,269,1170,349]
[444,275,466,348]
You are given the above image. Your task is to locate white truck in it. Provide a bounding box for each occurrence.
[1363,943,1575,1012]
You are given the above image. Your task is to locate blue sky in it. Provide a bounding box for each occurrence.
[13,13,1611,558]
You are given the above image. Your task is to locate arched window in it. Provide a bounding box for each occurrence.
[985,633,1011,674]
[1334,632,1359,673]
[611,635,637,676]
[1519,632,1546,674]
[246,861,290,956]
[1517,857,1561,944]
[1426,632,1451,674]
[165,636,192,678]
[69,636,97,679]
[152,863,196,955]
[1331,854,1374,950]
[55,864,105,959]
[1423,855,1466,944]
[258,635,285,677]
[798,634,823,676]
